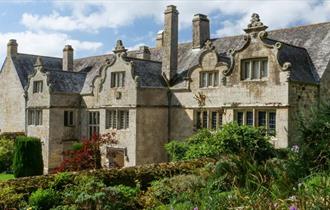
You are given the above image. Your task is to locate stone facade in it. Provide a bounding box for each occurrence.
[0,5,329,173]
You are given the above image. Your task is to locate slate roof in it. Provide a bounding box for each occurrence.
[9,21,330,94]
[125,57,164,87]
[47,70,86,93]
[11,54,62,87]
[262,38,317,83]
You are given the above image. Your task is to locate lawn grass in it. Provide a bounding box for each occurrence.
[0,173,14,181]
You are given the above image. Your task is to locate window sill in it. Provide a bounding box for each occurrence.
[199,86,219,89]
[106,128,129,131]
[240,78,268,82]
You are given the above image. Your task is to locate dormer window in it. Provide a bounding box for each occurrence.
[33,81,43,93]
[200,71,219,88]
[241,58,268,80]
[111,72,125,88]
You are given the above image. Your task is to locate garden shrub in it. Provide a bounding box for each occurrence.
[56,132,117,172]
[29,188,60,210]
[140,174,206,208]
[0,186,26,209]
[0,158,213,208]
[61,175,107,209]
[166,123,275,162]
[0,137,15,172]
[299,102,330,172]
[13,136,43,177]
[103,184,141,210]
[50,172,73,191]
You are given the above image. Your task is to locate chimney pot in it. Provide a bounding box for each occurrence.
[63,45,74,71]
[7,39,18,57]
[136,46,151,60]
[156,30,164,48]
[192,14,210,49]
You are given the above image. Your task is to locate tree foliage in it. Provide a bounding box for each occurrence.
[299,102,330,172]
[165,123,275,162]
[0,137,14,172]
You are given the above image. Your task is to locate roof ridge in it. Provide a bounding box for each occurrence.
[264,37,309,52]
[268,21,330,33]
[18,53,61,60]
[126,56,162,63]
[47,69,86,75]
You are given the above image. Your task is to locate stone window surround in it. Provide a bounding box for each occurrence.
[105,109,129,130]
[110,71,125,88]
[27,109,43,126]
[88,111,100,139]
[240,57,268,81]
[64,110,75,127]
[199,70,220,88]
[32,80,43,93]
[194,109,223,129]
[234,108,276,136]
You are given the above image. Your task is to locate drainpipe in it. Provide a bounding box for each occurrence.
[24,91,28,135]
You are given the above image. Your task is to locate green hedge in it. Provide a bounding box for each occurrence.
[0,132,25,140]
[0,158,214,197]
[13,136,43,178]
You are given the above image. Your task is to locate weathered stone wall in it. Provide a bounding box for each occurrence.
[288,82,319,145]
[48,107,80,170]
[0,58,26,133]
[169,108,194,140]
[136,107,168,165]
[320,63,330,102]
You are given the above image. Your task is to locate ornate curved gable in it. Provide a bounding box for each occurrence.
[90,40,134,96]
[25,57,51,94]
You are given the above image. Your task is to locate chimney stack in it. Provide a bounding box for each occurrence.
[156,30,164,48]
[7,39,18,57]
[136,46,151,60]
[161,5,178,81]
[192,14,210,49]
[63,45,73,71]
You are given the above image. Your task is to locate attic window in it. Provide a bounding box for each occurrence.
[241,58,268,80]
[33,81,43,93]
[200,71,219,88]
[111,72,125,88]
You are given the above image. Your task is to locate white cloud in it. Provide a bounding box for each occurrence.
[127,43,147,51]
[20,0,330,37]
[0,31,102,63]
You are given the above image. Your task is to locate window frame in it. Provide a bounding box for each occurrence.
[64,110,75,127]
[33,80,43,93]
[27,109,43,126]
[195,109,223,130]
[199,71,219,88]
[106,109,129,130]
[234,109,276,136]
[111,72,125,88]
[241,58,268,81]
[88,111,100,139]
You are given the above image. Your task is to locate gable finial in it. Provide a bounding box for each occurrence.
[203,39,214,50]
[34,56,45,72]
[34,56,43,67]
[113,40,127,56]
[244,13,268,34]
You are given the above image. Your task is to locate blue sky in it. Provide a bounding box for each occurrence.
[0,0,329,63]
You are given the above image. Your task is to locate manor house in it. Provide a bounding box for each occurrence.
[0,5,328,173]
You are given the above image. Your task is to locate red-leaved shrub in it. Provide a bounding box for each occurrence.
[55,132,117,172]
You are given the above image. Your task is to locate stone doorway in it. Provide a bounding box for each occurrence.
[107,147,126,168]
